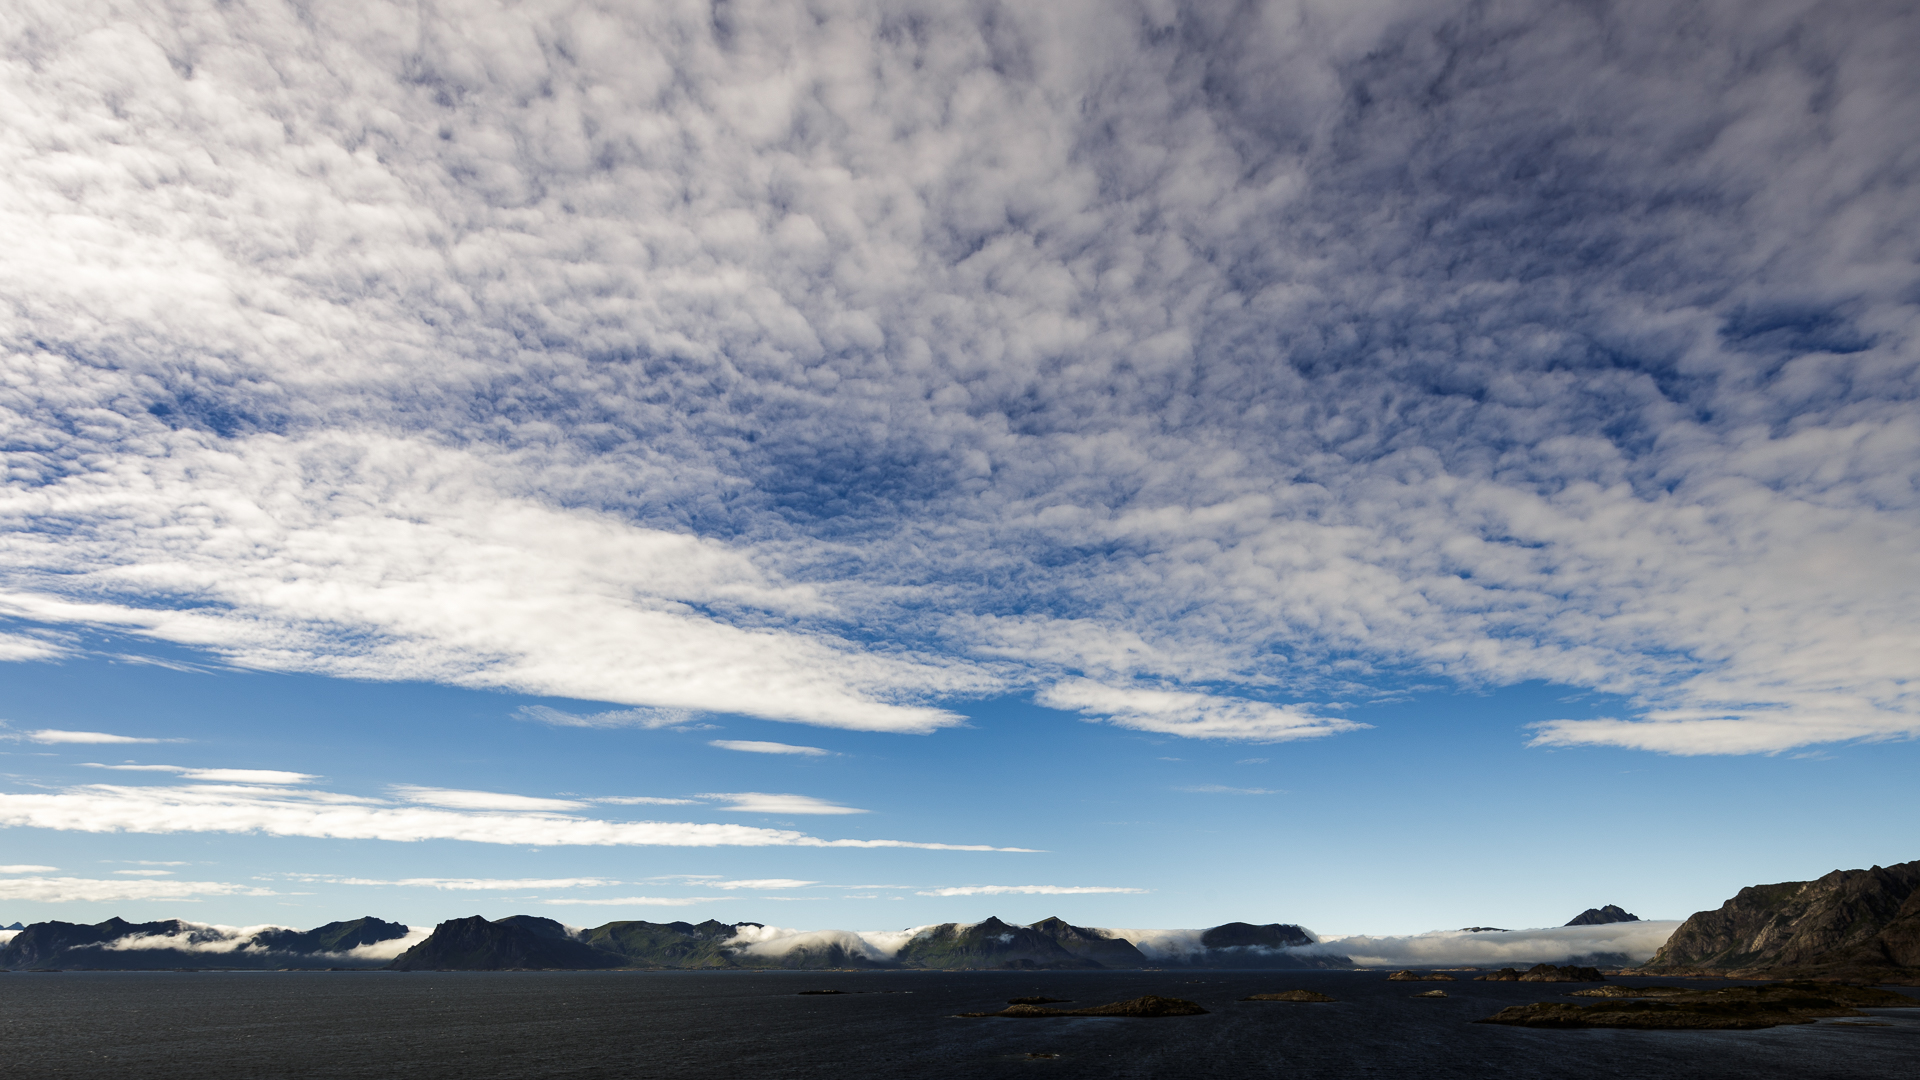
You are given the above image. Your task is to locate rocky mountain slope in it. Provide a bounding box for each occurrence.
[382,913,1348,970]
[1,916,411,970]
[387,915,626,971]
[1641,860,1920,982]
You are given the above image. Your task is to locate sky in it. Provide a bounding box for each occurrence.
[0,0,1916,938]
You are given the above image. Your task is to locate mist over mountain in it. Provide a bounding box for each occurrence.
[0,916,417,970]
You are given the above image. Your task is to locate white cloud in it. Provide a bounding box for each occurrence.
[0,864,58,873]
[708,740,834,756]
[915,885,1149,897]
[0,875,276,903]
[81,764,317,784]
[292,876,622,891]
[0,0,1912,755]
[538,896,724,907]
[592,796,703,806]
[0,634,67,663]
[344,927,429,960]
[1038,681,1367,743]
[110,869,174,876]
[703,792,867,816]
[20,730,163,745]
[709,878,819,890]
[1305,922,1683,968]
[725,924,924,961]
[516,705,694,729]
[0,782,1030,850]
[391,786,585,812]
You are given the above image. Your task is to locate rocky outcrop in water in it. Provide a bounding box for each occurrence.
[1639,860,1920,982]
[960,995,1208,1018]
[1387,970,1455,981]
[1476,982,1919,1030]
[1,916,411,970]
[1242,989,1335,1002]
[1565,905,1639,926]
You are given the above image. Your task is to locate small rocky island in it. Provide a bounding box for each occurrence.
[959,995,1208,1018]
[1387,970,1455,981]
[1242,990,1335,1002]
[1477,982,1918,1030]
[1473,964,1605,982]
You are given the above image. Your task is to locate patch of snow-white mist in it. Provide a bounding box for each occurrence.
[1300,922,1681,968]
[1099,927,1323,963]
[724,923,935,961]
[100,923,283,954]
[337,926,429,961]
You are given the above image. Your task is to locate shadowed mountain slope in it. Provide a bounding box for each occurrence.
[1642,860,1920,982]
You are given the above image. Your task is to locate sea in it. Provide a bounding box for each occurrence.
[2,969,1915,1079]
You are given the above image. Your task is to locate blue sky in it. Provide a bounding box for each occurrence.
[1,0,1916,936]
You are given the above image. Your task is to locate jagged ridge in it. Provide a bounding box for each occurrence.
[1641,860,1920,981]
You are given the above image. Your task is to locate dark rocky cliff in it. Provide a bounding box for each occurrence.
[1028,916,1151,967]
[1643,860,1920,981]
[387,915,626,970]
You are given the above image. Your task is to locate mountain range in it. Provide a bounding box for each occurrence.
[386,915,1346,971]
[0,916,411,970]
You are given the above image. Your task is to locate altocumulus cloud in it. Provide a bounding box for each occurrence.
[0,1,1914,754]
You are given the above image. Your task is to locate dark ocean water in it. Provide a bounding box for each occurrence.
[2,970,1916,1079]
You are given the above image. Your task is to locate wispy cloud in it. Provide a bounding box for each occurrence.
[1039,681,1366,743]
[703,792,867,816]
[20,730,167,745]
[709,740,834,756]
[0,864,59,873]
[0,875,276,903]
[290,875,623,891]
[0,783,1027,850]
[538,896,725,907]
[515,705,695,730]
[914,885,1150,897]
[82,764,317,785]
[708,878,819,890]
[391,786,584,812]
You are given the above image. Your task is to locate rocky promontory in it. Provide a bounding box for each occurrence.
[1477,982,1918,1030]
[1637,859,1920,983]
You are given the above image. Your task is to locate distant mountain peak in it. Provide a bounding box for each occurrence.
[1566,905,1639,926]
